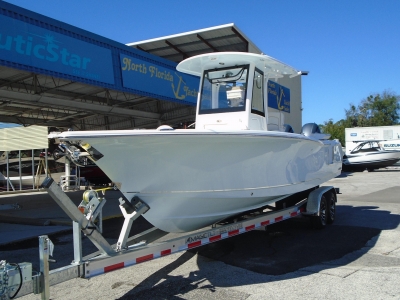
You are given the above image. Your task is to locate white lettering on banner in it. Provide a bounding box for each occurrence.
[0,33,91,69]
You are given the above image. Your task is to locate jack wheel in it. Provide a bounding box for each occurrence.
[312,195,327,229]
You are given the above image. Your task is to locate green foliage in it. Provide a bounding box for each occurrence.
[345,90,400,127]
[321,90,400,145]
[320,119,346,145]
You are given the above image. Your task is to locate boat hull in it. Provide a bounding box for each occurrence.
[58,130,342,232]
[343,151,400,171]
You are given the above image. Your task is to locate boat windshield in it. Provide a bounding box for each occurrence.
[351,141,382,154]
[199,65,249,114]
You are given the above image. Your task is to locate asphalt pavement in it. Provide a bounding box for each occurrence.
[0,168,399,299]
[0,188,125,246]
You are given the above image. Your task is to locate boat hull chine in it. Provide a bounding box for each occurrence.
[343,152,400,171]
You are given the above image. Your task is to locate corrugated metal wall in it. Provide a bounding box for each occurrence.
[0,126,48,151]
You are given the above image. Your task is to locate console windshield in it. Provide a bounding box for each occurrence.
[199,65,249,114]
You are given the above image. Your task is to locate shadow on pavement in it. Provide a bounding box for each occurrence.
[117,204,399,299]
[1,189,399,299]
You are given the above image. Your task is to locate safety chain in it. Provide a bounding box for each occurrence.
[0,260,9,300]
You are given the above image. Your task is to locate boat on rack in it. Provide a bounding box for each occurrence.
[0,147,111,190]
[53,52,343,233]
[342,140,400,171]
[0,150,64,189]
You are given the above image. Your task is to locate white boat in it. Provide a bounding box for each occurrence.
[0,151,64,189]
[53,52,343,233]
[342,140,400,171]
[0,147,111,190]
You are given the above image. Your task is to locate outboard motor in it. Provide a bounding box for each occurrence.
[301,123,321,136]
[283,124,294,133]
[301,123,330,140]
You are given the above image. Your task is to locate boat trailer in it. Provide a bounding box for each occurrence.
[0,178,338,299]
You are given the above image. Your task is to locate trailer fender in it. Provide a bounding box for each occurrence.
[303,186,336,216]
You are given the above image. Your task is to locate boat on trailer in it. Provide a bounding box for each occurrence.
[53,52,343,233]
[342,140,400,171]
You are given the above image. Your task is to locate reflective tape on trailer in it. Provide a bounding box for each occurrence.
[180,206,305,251]
[86,205,305,278]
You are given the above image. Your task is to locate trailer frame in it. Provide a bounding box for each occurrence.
[4,178,337,299]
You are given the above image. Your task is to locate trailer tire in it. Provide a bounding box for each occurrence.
[311,195,327,229]
[326,191,336,224]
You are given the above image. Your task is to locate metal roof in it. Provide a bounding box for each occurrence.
[0,24,260,130]
[127,23,262,62]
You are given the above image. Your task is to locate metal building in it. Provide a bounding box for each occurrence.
[345,125,400,154]
[0,2,305,133]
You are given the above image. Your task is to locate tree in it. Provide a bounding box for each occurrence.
[321,90,400,145]
[320,119,346,145]
[345,90,400,127]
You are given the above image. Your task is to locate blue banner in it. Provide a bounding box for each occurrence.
[267,80,290,113]
[120,54,199,104]
[0,15,114,84]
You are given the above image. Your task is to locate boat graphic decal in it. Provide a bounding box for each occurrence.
[382,143,400,148]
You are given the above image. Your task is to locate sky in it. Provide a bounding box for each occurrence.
[2,0,400,127]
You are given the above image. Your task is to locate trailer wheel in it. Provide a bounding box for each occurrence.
[312,195,327,229]
[326,191,336,224]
